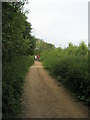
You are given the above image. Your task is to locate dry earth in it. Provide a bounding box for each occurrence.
[21,61,88,118]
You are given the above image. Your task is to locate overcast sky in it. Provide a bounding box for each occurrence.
[24,0,88,48]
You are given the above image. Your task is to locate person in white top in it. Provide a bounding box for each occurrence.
[34,55,37,60]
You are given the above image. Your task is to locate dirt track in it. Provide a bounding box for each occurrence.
[22,61,88,118]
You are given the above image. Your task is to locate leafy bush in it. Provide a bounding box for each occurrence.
[41,42,89,105]
[2,56,34,118]
[2,2,36,118]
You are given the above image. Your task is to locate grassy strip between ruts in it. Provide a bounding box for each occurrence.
[2,55,34,118]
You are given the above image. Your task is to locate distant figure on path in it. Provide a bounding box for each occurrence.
[37,54,40,60]
[34,55,37,60]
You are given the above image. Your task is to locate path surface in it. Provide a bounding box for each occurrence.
[22,61,88,118]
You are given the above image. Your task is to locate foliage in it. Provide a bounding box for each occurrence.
[2,56,34,118]
[2,2,35,118]
[2,2,89,119]
[2,2,36,61]
[35,39,55,55]
[41,42,89,105]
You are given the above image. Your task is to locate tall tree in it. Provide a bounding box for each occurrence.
[2,2,35,61]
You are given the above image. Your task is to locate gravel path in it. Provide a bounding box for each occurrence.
[22,61,88,118]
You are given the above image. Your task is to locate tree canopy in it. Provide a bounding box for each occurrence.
[2,2,36,61]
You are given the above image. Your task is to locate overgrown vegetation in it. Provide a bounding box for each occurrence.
[2,2,35,118]
[2,56,34,118]
[2,1,89,119]
[35,39,55,54]
[41,41,89,105]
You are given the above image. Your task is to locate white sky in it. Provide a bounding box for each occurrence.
[24,0,88,48]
